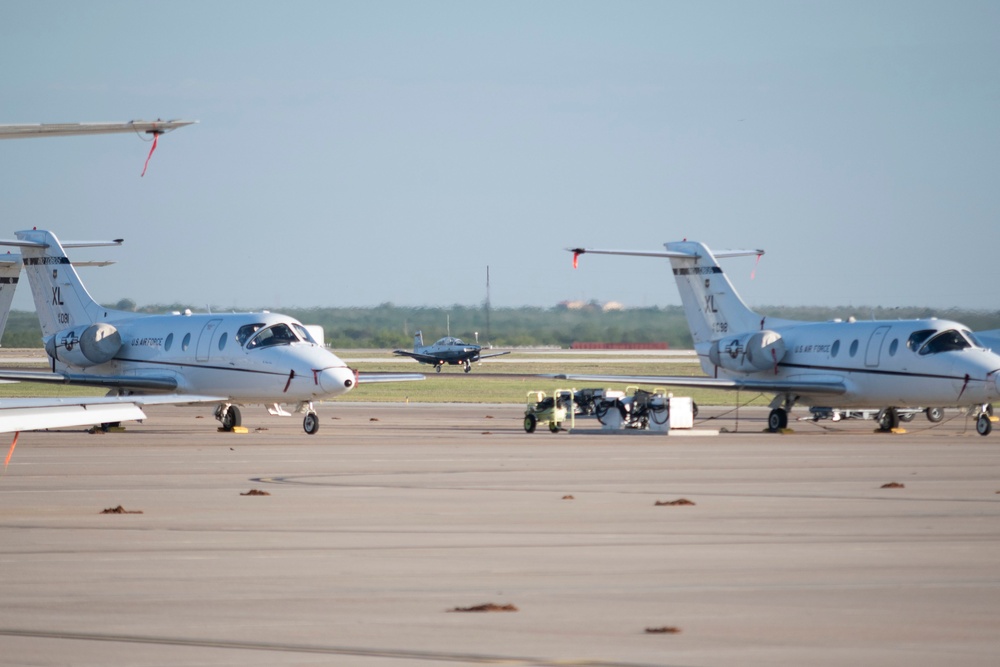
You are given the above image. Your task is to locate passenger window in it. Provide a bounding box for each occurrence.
[182,333,191,351]
[849,340,859,357]
[831,340,840,358]
[888,339,898,356]
[218,332,228,351]
[165,333,173,352]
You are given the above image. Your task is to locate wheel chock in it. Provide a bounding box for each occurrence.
[218,426,249,434]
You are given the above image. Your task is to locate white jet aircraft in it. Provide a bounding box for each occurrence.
[0,119,201,438]
[0,230,422,434]
[562,242,1000,435]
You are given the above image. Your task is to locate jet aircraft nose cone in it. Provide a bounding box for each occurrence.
[318,366,356,396]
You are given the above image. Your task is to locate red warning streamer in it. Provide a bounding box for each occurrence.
[140,132,160,177]
[750,253,762,280]
[4,432,19,471]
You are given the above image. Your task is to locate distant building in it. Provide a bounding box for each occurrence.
[557,300,626,312]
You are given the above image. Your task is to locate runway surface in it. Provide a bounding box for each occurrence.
[1,402,998,666]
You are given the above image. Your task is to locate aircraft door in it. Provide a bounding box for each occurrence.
[196,318,223,362]
[865,326,890,367]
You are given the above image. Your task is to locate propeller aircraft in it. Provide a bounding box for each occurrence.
[393,330,510,373]
[561,241,1000,435]
[0,229,422,434]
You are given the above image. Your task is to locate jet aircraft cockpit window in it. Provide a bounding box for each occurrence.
[918,329,972,356]
[907,330,935,351]
[246,323,299,350]
[292,323,318,345]
[963,329,985,349]
[237,323,265,346]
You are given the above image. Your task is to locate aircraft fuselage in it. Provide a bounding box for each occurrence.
[701,318,1000,408]
[48,311,356,403]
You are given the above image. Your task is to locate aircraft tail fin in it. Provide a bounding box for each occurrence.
[570,242,765,347]
[414,330,424,349]
[13,229,122,336]
[662,241,764,346]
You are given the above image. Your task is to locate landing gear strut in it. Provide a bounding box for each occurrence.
[464,360,472,373]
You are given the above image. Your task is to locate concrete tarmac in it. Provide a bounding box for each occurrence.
[1,403,998,666]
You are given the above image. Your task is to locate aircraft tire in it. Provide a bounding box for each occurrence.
[435,366,442,373]
[548,422,560,433]
[767,408,787,432]
[877,408,899,432]
[464,365,471,373]
[303,412,320,435]
[222,406,241,431]
[899,412,915,423]
[976,413,992,436]
[524,414,537,433]
[925,407,944,423]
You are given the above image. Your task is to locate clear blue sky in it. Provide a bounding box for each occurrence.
[3,1,998,313]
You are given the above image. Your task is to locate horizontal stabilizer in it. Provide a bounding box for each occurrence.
[0,120,195,140]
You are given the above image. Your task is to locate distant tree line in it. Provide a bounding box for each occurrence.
[3,302,999,349]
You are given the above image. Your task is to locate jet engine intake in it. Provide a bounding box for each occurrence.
[44,323,122,367]
[708,330,786,373]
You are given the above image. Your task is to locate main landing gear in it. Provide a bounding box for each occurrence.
[876,408,901,432]
[216,404,242,431]
[767,408,788,432]
[215,402,321,435]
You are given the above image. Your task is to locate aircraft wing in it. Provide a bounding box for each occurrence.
[478,351,511,360]
[0,370,179,391]
[0,120,195,139]
[546,373,847,395]
[392,350,444,364]
[0,394,224,434]
[356,372,425,384]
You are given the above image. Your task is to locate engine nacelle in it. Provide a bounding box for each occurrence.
[45,323,122,368]
[708,330,786,373]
